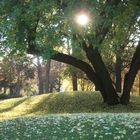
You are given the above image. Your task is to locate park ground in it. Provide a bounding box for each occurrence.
[0,92,140,139]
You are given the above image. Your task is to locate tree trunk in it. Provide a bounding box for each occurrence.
[9,84,14,96]
[14,73,22,97]
[50,84,53,93]
[44,59,51,93]
[83,46,119,105]
[3,86,7,94]
[121,41,140,105]
[51,52,109,103]
[71,71,78,91]
[139,71,140,96]
[58,77,61,92]
[37,56,44,94]
[115,54,122,93]
[15,82,22,97]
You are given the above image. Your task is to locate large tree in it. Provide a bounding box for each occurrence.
[0,0,140,105]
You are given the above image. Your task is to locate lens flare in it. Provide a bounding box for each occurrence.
[76,14,89,26]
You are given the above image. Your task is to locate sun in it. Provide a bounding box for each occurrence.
[75,13,89,26]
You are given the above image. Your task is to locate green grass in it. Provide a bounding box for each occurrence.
[0,113,140,140]
[1,92,140,139]
[0,91,140,120]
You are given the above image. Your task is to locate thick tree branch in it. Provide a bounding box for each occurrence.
[80,39,119,104]
[27,48,99,85]
[51,52,95,75]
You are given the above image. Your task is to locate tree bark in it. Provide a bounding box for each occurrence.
[121,41,140,105]
[139,71,140,96]
[115,54,122,93]
[9,84,14,96]
[83,45,119,105]
[3,86,7,94]
[44,59,51,93]
[71,71,78,91]
[37,56,44,94]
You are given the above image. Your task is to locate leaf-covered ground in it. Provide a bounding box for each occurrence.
[0,113,140,140]
[1,92,140,120]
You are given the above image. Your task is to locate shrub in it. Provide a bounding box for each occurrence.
[0,93,9,100]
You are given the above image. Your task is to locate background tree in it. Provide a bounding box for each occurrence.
[49,60,65,92]
[0,53,34,97]
[44,59,51,93]
[36,56,44,94]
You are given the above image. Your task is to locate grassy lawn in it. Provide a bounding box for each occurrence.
[0,113,140,140]
[0,91,140,120]
[0,92,140,139]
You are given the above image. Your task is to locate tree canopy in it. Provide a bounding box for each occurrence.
[0,0,140,105]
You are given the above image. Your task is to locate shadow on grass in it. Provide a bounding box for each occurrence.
[0,98,28,113]
[28,92,102,114]
[28,92,140,114]
[27,94,55,114]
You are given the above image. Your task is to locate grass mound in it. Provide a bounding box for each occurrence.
[0,113,140,140]
[0,91,140,119]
